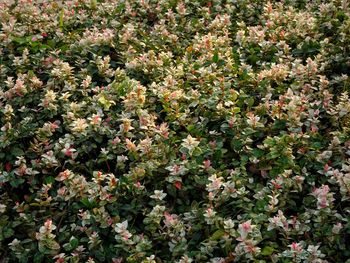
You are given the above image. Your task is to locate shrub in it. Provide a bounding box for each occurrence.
[0,0,349,262]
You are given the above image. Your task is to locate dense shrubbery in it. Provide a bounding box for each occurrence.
[0,0,350,262]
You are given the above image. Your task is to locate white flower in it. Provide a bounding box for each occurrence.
[203,208,217,224]
[8,238,21,248]
[150,190,167,201]
[178,255,193,263]
[117,155,128,162]
[114,220,133,243]
[206,174,223,192]
[181,135,200,153]
[332,222,343,234]
[307,245,325,259]
[246,112,264,127]
[224,219,235,230]
[115,220,128,234]
[0,204,6,213]
[70,118,88,134]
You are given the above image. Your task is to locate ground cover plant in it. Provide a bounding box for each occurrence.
[0,0,350,262]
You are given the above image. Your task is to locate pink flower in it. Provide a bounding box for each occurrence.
[203,159,211,170]
[44,219,52,230]
[163,212,178,227]
[108,218,114,226]
[65,148,73,157]
[111,137,121,145]
[290,242,302,253]
[56,170,73,181]
[50,121,60,131]
[174,181,182,190]
[57,187,67,197]
[242,221,252,232]
[209,140,216,149]
[311,185,334,209]
[134,181,141,188]
[56,259,64,263]
[311,124,318,133]
[237,220,253,241]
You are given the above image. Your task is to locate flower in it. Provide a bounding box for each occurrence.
[237,220,253,241]
[332,222,343,234]
[70,118,88,134]
[163,212,179,227]
[125,138,137,152]
[267,210,288,231]
[204,208,217,224]
[206,174,223,192]
[173,180,182,190]
[150,190,167,201]
[311,185,334,209]
[223,219,235,230]
[290,242,303,253]
[181,135,200,154]
[0,204,6,213]
[115,220,132,242]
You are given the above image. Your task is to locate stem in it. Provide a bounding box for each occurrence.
[105,160,111,172]
[56,200,70,234]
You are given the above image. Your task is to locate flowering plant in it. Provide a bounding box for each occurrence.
[0,0,349,262]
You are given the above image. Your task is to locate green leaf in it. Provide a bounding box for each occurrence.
[186,124,195,132]
[261,246,275,256]
[209,230,225,240]
[59,9,64,29]
[70,236,79,249]
[10,178,25,188]
[252,148,264,158]
[33,252,44,263]
[246,97,254,107]
[90,0,97,10]
[231,91,238,101]
[44,176,55,185]
[81,198,97,209]
[255,199,267,212]
[232,107,241,113]
[217,59,226,67]
[273,120,287,130]
[212,51,219,63]
[94,135,103,143]
[202,61,211,67]
[231,139,243,151]
[3,227,14,238]
[41,239,60,251]
[11,147,25,157]
[95,250,106,261]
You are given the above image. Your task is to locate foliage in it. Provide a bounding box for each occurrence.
[0,0,349,262]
